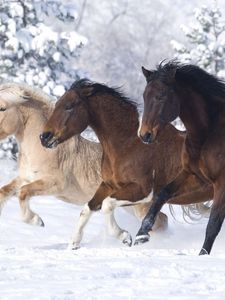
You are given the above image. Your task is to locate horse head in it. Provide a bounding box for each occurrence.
[139,64,180,144]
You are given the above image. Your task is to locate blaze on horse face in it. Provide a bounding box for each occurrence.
[139,66,180,144]
[40,89,90,148]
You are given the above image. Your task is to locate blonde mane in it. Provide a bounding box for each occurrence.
[0,82,55,108]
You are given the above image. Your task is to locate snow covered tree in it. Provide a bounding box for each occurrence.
[170,4,225,130]
[171,4,225,77]
[0,0,87,159]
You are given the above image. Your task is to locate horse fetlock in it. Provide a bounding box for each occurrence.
[134,234,150,246]
[70,238,81,250]
[69,241,81,250]
[23,214,44,227]
[70,232,83,249]
[120,231,132,247]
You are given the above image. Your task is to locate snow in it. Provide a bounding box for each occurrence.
[0,159,225,299]
[0,1,87,99]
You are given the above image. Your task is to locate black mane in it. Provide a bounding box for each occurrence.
[70,79,137,110]
[152,61,225,101]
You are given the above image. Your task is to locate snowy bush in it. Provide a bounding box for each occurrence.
[171,5,225,76]
[0,0,87,159]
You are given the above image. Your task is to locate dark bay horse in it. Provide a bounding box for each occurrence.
[40,79,212,248]
[137,61,225,254]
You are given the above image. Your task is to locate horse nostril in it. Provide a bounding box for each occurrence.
[40,131,53,143]
[140,132,152,144]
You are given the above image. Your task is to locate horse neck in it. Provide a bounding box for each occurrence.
[177,87,212,145]
[88,94,139,151]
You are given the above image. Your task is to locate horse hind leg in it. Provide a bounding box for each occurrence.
[101,198,132,246]
[199,185,225,255]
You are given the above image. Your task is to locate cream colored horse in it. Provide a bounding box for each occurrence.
[0,83,167,235]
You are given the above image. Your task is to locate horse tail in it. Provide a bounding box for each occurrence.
[169,201,212,222]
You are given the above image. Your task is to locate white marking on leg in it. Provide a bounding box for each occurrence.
[71,203,92,249]
[101,193,153,246]
[102,198,127,240]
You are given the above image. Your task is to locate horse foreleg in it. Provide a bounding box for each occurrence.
[71,182,111,249]
[134,170,190,245]
[101,198,132,246]
[18,179,57,227]
[0,177,20,213]
[199,184,225,255]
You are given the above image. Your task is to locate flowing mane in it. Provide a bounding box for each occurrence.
[150,61,225,102]
[70,79,139,134]
[0,82,55,107]
[70,79,138,112]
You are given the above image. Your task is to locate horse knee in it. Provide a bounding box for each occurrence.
[19,186,30,202]
[101,199,114,214]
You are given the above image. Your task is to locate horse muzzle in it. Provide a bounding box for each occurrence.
[139,122,162,144]
[139,132,153,144]
[40,131,59,149]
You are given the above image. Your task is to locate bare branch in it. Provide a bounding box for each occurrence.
[75,0,87,31]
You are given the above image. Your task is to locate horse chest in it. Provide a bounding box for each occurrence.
[182,142,209,183]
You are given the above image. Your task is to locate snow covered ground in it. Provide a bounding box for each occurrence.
[0,159,225,300]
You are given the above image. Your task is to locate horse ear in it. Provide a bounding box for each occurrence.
[167,67,176,82]
[81,86,94,97]
[142,66,153,82]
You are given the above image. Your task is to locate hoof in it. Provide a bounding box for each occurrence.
[35,216,45,227]
[68,240,81,250]
[70,244,80,250]
[199,248,209,255]
[122,233,132,247]
[134,234,150,246]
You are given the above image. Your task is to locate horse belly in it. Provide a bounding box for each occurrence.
[112,182,152,202]
[58,190,90,205]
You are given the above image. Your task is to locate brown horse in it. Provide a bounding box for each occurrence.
[41,79,212,248]
[137,61,225,254]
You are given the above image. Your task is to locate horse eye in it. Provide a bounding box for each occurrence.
[0,108,6,112]
[65,104,75,111]
[155,95,163,101]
